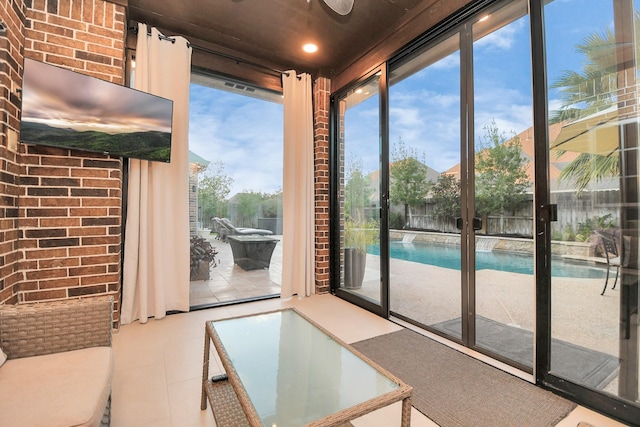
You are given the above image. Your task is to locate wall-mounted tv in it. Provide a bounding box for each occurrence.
[20,58,173,163]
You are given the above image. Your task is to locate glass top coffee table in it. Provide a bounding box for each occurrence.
[201,308,412,426]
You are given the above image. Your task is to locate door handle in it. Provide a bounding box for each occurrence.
[456,217,482,230]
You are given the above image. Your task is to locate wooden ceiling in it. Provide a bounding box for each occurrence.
[126,0,469,90]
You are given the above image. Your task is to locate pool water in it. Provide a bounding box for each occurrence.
[368,241,606,279]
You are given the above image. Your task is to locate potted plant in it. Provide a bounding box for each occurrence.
[344,218,379,289]
[190,235,219,281]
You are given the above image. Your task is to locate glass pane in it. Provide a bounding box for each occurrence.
[188,74,284,307]
[388,34,462,334]
[472,0,534,368]
[546,0,640,402]
[213,310,400,424]
[338,76,382,304]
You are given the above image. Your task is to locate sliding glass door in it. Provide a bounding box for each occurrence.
[387,0,535,370]
[333,69,388,316]
[542,0,640,416]
[332,0,640,422]
[387,34,463,340]
[471,1,534,369]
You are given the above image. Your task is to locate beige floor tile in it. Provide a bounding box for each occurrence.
[163,335,208,385]
[112,293,628,427]
[111,362,171,427]
[168,377,216,427]
[352,403,437,427]
[556,406,629,427]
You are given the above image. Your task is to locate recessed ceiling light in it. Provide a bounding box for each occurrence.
[303,43,318,53]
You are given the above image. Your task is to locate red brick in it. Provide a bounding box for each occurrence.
[39,277,80,289]
[25,267,67,280]
[81,254,120,265]
[69,226,107,236]
[39,257,80,268]
[23,289,67,301]
[69,265,106,276]
[69,246,106,257]
[81,273,119,286]
[69,284,107,296]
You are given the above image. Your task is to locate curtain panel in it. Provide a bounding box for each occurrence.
[121,24,192,324]
[281,72,315,298]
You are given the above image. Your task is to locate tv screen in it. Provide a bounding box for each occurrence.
[20,58,173,163]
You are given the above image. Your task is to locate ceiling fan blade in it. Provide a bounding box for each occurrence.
[322,0,354,15]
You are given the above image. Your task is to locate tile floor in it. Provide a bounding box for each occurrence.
[111,293,629,427]
[189,235,282,307]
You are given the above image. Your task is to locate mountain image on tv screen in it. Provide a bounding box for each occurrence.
[20,58,174,163]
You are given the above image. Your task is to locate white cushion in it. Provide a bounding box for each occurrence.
[0,347,6,367]
[0,346,112,427]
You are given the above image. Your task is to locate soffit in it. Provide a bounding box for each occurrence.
[127,0,439,80]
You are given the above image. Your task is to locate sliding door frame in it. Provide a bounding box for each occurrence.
[531,0,640,423]
[330,0,640,423]
[330,65,390,318]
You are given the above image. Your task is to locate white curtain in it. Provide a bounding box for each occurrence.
[121,24,192,324]
[281,72,315,298]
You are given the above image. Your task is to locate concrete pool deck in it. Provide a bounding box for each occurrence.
[349,252,622,395]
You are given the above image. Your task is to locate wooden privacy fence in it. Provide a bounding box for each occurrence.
[400,189,620,238]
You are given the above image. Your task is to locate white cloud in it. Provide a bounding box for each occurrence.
[430,53,460,70]
[189,85,283,196]
[475,18,525,51]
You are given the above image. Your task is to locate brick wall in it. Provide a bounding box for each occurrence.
[314,77,330,294]
[0,0,26,304]
[0,0,127,325]
[2,0,333,309]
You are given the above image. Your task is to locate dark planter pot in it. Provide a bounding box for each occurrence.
[344,248,366,289]
[190,260,211,281]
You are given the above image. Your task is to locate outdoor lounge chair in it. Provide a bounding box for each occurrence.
[595,230,620,295]
[213,217,273,242]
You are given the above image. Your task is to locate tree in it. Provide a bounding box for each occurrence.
[430,174,461,224]
[234,191,268,227]
[390,138,431,228]
[549,27,619,124]
[475,121,530,219]
[344,158,374,222]
[198,161,233,226]
[551,11,640,191]
[260,191,282,219]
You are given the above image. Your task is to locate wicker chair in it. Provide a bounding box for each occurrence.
[0,297,113,427]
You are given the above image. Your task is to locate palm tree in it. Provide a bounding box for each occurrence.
[551,10,640,191]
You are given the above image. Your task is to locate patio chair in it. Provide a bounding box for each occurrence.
[595,230,620,295]
[217,218,273,242]
[211,217,225,240]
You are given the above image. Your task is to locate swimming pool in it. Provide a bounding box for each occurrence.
[368,241,606,278]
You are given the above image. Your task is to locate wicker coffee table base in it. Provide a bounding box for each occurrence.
[203,376,355,427]
[203,377,251,427]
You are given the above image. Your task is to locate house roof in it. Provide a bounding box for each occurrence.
[441,122,602,192]
[189,150,210,167]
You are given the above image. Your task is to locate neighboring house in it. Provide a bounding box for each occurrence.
[189,151,210,237]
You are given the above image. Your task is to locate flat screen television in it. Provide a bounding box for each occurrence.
[20,58,173,163]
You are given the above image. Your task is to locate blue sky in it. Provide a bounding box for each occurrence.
[345,0,623,175]
[189,85,283,196]
[189,0,629,194]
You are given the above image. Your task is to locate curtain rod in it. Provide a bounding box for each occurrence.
[188,43,288,77]
[129,26,288,77]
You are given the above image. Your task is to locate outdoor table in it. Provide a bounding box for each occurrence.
[227,235,279,270]
[201,308,412,426]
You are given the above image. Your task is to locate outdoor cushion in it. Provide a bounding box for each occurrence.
[0,346,112,427]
